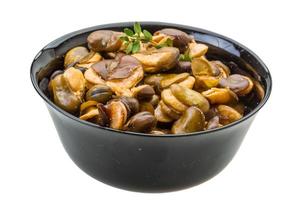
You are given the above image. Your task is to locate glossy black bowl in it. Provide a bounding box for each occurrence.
[30,22,272,192]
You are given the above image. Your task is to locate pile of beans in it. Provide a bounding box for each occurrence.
[40,26,264,134]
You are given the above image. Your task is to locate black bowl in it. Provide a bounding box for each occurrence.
[30,22,272,192]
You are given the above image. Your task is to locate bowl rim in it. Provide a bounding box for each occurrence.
[30,21,272,137]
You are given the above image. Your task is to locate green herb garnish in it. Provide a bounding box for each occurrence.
[143,30,153,42]
[155,38,173,49]
[120,22,153,54]
[179,51,192,61]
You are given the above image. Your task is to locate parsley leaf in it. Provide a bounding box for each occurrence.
[179,51,191,61]
[143,29,152,42]
[132,41,141,53]
[124,28,134,36]
[156,38,173,49]
[121,22,153,54]
[133,22,142,34]
[125,42,133,54]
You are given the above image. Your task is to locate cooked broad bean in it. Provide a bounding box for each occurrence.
[171,106,205,134]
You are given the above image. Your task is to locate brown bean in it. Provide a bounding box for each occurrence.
[131,85,155,101]
[124,112,157,133]
[206,116,222,130]
[84,67,106,88]
[149,95,160,107]
[64,47,89,68]
[170,84,210,112]
[160,73,189,88]
[161,88,189,113]
[132,47,179,73]
[154,104,173,123]
[49,69,85,114]
[210,60,230,78]
[159,101,181,120]
[106,100,128,130]
[171,106,205,134]
[106,56,144,96]
[202,87,238,104]
[219,74,254,96]
[172,61,191,73]
[87,30,123,52]
[217,105,242,125]
[192,56,213,76]
[119,96,140,117]
[178,76,195,89]
[188,43,208,58]
[139,102,155,114]
[154,28,192,52]
[195,75,219,91]
[85,85,113,104]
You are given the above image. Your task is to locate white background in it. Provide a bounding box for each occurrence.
[0,0,299,199]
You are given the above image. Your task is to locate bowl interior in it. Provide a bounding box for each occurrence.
[30,22,272,136]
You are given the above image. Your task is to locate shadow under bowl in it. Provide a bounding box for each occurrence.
[30,22,272,193]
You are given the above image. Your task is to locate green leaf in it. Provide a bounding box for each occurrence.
[123,41,129,46]
[126,42,133,54]
[155,38,173,49]
[122,23,152,54]
[133,22,142,34]
[143,29,152,41]
[179,54,185,61]
[119,36,129,41]
[132,41,140,53]
[179,53,191,61]
[124,28,134,36]
[165,38,173,46]
[155,44,162,49]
